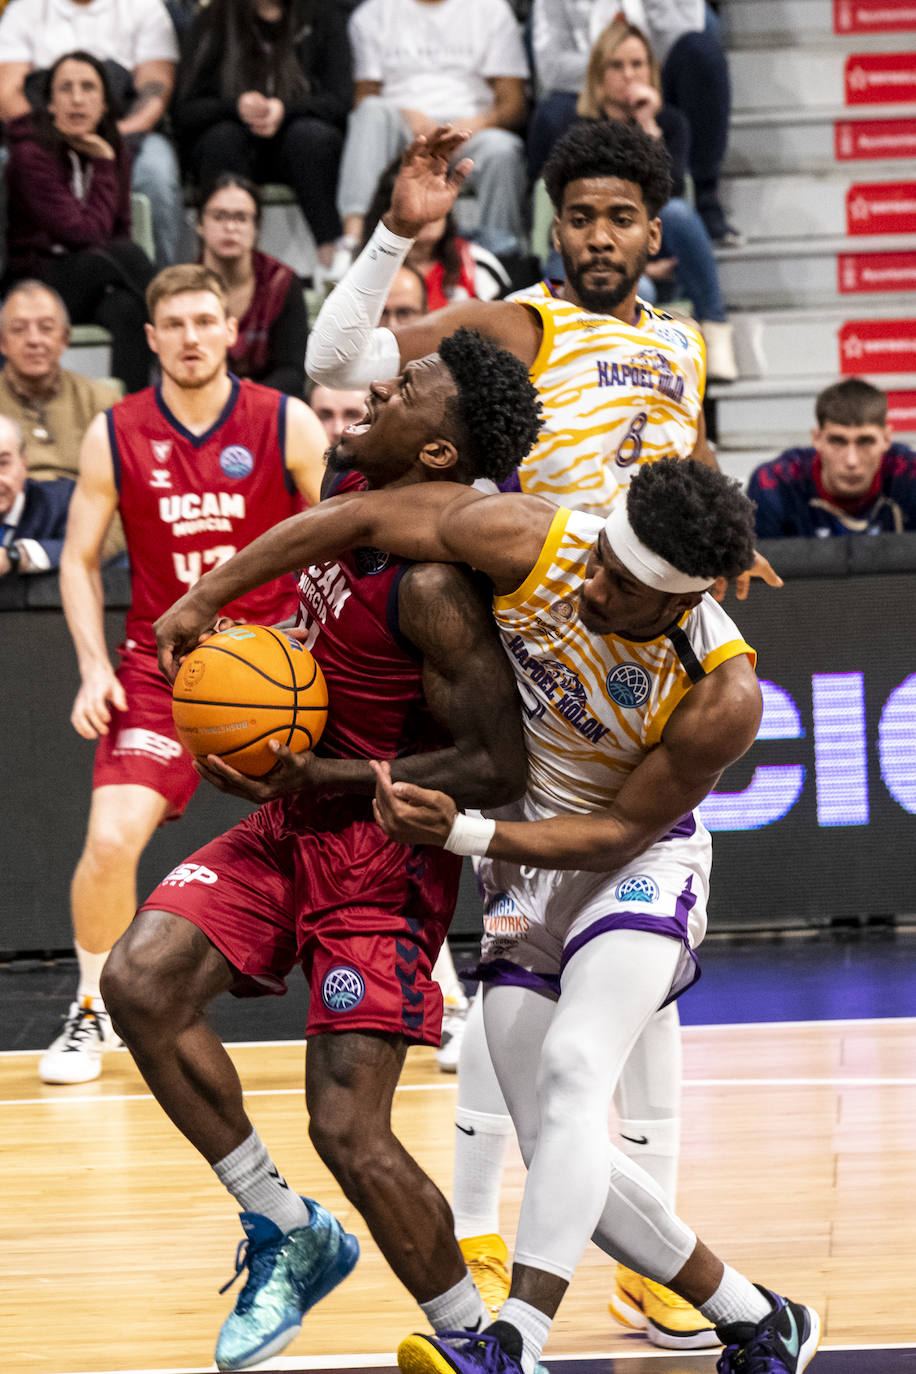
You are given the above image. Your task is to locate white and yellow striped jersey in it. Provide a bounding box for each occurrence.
[509,283,706,515]
[494,507,754,816]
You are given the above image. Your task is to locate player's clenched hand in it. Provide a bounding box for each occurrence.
[712,548,784,603]
[371,759,457,847]
[71,665,128,739]
[194,741,327,801]
[154,594,221,682]
[385,127,474,239]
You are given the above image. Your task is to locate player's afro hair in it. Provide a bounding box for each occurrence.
[626,458,756,583]
[543,118,673,219]
[439,327,542,484]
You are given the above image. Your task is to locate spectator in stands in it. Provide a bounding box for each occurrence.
[529,0,739,245]
[337,0,529,264]
[306,380,367,448]
[173,0,352,289]
[379,263,427,329]
[0,414,74,575]
[3,51,156,394]
[360,157,512,308]
[0,0,183,266]
[0,279,124,559]
[577,19,737,381]
[0,280,120,480]
[748,379,916,537]
[196,173,307,398]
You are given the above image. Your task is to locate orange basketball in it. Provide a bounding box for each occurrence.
[172,624,328,776]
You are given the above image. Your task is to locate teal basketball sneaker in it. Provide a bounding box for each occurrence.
[215,1197,359,1370]
[716,1286,820,1373]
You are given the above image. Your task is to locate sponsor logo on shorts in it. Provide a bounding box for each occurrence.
[161,862,218,888]
[113,728,183,763]
[484,891,529,937]
[321,966,366,1012]
[615,874,660,904]
[606,662,651,709]
[219,445,255,479]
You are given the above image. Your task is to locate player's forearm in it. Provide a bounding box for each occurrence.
[486,812,656,872]
[315,744,523,809]
[305,221,409,387]
[60,558,110,674]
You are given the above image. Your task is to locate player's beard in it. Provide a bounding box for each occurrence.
[562,245,649,314]
[325,440,351,473]
[160,354,226,391]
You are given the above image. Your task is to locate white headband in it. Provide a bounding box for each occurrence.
[603,500,715,594]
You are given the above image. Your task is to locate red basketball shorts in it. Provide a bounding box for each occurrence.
[140,793,462,1045]
[93,642,199,820]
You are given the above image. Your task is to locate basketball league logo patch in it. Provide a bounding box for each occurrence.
[219,445,255,479]
[322,966,366,1012]
[606,662,651,708]
[615,874,660,904]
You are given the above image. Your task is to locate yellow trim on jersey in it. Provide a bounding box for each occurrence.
[525,296,558,384]
[494,506,573,612]
[703,638,756,674]
[643,637,756,749]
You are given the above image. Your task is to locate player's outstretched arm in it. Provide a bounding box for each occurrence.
[154,485,551,680]
[374,654,763,870]
[305,127,542,389]
[60,411,126,738]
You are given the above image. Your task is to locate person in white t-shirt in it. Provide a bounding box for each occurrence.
[0,0,183,265]
[336,0,530,263]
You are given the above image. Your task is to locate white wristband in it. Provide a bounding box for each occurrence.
[305,220,414,389]
[443,812,497,857]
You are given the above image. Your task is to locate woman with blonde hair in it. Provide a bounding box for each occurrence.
[578,18,737,381]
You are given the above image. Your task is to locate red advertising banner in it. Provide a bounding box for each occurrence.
[839,319,916,373]
[838,252,916,293]
[835,118,916,160]
[844,52,916,104]
[845,181,916,233]
[834,0,916,33]
[887,391,916,432]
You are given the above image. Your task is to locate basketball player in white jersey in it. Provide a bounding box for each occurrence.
[305,118,781,1347]
[154,455,819,1374]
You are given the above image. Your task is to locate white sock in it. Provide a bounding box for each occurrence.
[497,1299,552,1374]
[420,1272,488,1336]
[452,1108,514,1239]
[617,1116,680,1208]
[213,1129,310,1233]
[699,1265,772,1328]
[76,942,110,1007]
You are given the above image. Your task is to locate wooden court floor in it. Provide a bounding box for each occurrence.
[3,1018,916,1373]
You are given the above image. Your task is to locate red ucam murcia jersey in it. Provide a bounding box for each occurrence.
[107,376,302,653]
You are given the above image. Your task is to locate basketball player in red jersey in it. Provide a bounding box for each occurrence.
[40,264,330,1087]
[99,328,540,1371]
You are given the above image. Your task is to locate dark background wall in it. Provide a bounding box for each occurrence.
[1,539,915,955]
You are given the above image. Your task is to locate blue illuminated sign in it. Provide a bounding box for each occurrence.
[699,673,916,832]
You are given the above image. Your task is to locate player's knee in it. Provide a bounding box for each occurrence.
[536,1039,609,1127]
[82,817,146,875]
[101,914,192,1032]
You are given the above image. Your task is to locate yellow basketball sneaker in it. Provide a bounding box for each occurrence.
[609,1264,719,1350]
[459,1234,510,1317]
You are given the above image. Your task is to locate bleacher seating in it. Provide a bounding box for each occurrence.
[712,0,916,463]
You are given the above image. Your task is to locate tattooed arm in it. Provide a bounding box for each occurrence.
[118,60,174,136]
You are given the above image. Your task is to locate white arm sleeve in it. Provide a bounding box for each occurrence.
[305,221,414,389]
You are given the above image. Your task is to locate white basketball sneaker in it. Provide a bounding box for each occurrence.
[436,997,469,1073]
[39,997,122,1084]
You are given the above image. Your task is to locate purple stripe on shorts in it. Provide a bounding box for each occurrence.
[559,877,702,1006]
[661,812,696,841]
[468,958,560,1000]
